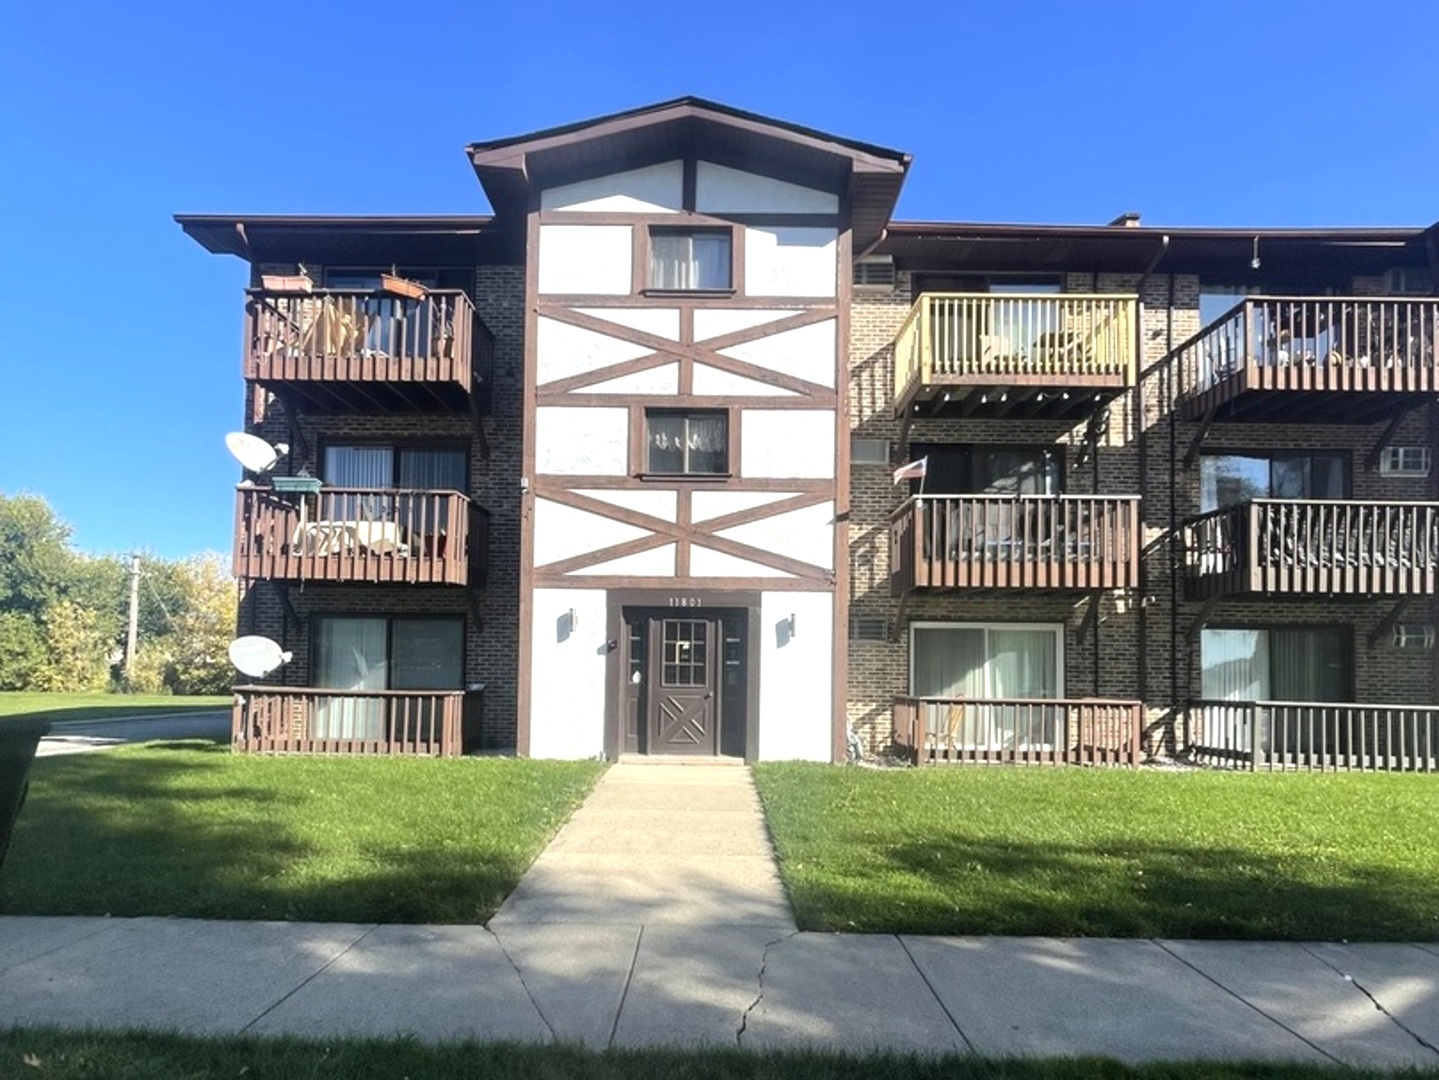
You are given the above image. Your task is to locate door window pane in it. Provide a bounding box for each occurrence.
[912,627,985,698]
[661,619,708,687]
[390,619,463,690]
[314,617,387,739]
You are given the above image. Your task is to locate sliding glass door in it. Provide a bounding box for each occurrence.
[312,616,464,741]
[911,624,1062,749]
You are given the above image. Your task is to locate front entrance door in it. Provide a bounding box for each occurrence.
[648,616,718,754]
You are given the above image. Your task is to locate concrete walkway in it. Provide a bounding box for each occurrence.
[2,761,1438,1063]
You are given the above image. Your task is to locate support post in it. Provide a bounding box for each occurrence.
[123,553,141,690]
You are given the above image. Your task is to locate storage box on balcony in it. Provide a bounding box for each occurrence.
[269,476,323,495]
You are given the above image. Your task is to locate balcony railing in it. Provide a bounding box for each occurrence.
[233,686,463,756]
[1182,499,1439,598]
[891,495,1140,593]
[893,696,1142,766]
[234,486,479,585]
[1190,700,1439,772]
[1175,297,1439,421]
[244,288,491,412]
[894,293,1136,417]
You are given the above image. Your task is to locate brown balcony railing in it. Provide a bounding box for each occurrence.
[1175,297,1439,420]
[1190,700,1439,772]
[234,486,478,585]
[894,293,1136,415]
[233,686,462,756]
[1182,499,1439,598]
[891,495,1140,593]
[244,288,490,412]
[893,696,1142,766]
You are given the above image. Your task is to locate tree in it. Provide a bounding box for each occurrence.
[31,600,111,693]
[0,613,46,690]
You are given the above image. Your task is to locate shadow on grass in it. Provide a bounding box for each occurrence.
[0,748,591,924]
[790,834,1439,941]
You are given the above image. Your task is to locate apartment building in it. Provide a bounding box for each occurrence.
[179,98,1439,770]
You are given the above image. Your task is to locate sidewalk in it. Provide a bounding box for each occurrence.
[1,762,1437,1064]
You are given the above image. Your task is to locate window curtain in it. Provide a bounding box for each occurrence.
[397,448,466,531]
[650,234,729,290]
[389,619,463,743]
[324,445,393,522]
[1200,629,1270,702]
[911,627,1058,749]
[1270,629,1348,702]
[648,415,726,474]
[314,617,387,740]
[987,628,1058,748]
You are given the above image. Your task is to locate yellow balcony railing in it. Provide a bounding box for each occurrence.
[894,293,1138,407]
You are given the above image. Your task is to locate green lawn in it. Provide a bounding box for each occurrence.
[2,1031,1429,1080]
[0,692,231,724]
[0,743,604,923]
[753,764,1439,941]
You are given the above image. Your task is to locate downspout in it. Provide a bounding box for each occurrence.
[1133,237,1168,739]
[1166,272,1180,753]
[853,227,889,263]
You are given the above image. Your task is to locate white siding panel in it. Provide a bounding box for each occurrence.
[741,410,835,479]
[744,227,837,298]
[538,225,632,295]
[583,364,680,395]
[692,309,801,340]
[691,364,797,398]
[530,588,608,759]
[758,591,833,761]
[541,161,684,213]
[715,501,834,571]
[691,490,799,522]
[719,318,836,389]
[535,407,628,475]
[571,544,676,577]
[574,308,681,340]
[537,317,654,385]
[534,498,648,566]
[695,162,838,214]
[571,489,678,523]
[689,546,795,578]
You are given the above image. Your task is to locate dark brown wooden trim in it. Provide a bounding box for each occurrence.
[540,210,845,229]
[832,218,853,764]
[676,489,692,576]
[516,199,540,757]
[538,533,674,576]
[535,475,835,492]
[679,307,695,394]
[532,293,836,309]
[537,352,676,396]
[538,573,827,592]
[681,159,698,212]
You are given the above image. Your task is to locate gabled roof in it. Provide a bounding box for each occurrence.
[467,96,912,251]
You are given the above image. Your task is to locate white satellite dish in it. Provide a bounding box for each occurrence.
[228,635,293,678]
[225,432,290,474]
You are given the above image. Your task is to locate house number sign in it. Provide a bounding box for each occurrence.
[667,596,702,608]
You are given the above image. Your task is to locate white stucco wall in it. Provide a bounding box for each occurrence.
[529,588,609,759]
[694,162,837,214]
[758,591,833,761]
[715,501,833,571]
[537,225,632,295]
[533,498,648,566]
[690,491,798,521]
[720,319,836,388]
[692,309,801,340]
[740,410,835,479]
[535,407,628,475]
[541,161,683,213]
[744,227,837,298]
[689,546,795,578]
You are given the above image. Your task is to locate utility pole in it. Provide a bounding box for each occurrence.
[123,553,141,691]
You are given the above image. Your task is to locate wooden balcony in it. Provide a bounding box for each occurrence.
[234,486,483,586]
[1190,700,1439,772]
[891,495,1140,593]
[893,293,1136,420]
[233,686,463,756]
[244,287,493,414]
[1182,499,1439,599]
[893,696,1142,766]
[1176,297,1439,422]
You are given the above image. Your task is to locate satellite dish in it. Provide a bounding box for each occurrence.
[228,635,293,678]
[225,432,290,474]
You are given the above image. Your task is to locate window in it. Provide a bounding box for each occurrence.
[851,437,890,466]
[322,443,468,535]
[649,230,732,291]
[853,256,896,291]
[1200,627,1351,703]
[645,410,728,475]
[910,444,1061,496]
[313,616,464,739]
[1199,452,1348,512]
[910,623,1063,749]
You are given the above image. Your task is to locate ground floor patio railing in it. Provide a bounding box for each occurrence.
[232,687,463,756]
[893,696,1142,766]
[1189,700,1439,771]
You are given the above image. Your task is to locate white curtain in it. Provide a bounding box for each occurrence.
[1200,629,1270,701]
[324,446,393,523]
[911,626,1058,748]
[650,234,730,290]
[314,617,386,740]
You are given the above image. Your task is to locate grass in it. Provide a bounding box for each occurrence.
[2,1032,1433,1080]
[0,692,231,724]
[0,742,604,923]
[753,764,1439,941]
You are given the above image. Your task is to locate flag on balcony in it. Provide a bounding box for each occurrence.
[892,457,928,484]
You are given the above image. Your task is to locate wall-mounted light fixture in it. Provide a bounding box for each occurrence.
[567,609,579,631]
[787,613,798,638]
[1250,235,1261,271]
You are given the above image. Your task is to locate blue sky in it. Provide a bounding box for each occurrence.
[1,0,1435,559]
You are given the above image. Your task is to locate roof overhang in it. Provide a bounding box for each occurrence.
[175,214,508,265]
[882,222,1434,283]
[467,97,912,252]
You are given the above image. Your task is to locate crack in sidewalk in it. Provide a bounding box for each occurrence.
[1299,945,1439,1059]
[736,929,799,1047]
[484,925,556,1042]
[897,935,974,1053]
